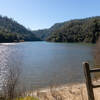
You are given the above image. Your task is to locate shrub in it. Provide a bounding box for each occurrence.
[15,96,39,100]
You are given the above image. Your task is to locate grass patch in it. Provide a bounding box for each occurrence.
[15,96,39,100]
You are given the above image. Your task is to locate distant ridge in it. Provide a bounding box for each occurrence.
[33,16,100,43]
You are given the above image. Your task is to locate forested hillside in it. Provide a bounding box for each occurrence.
[1,16,100,43]
[0,16,40,42]
[33,16,100,43]
[47,17,100,43]
[33,22,65,40]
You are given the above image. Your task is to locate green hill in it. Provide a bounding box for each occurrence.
[0,16,40,43]
[33,16,100,43]
[33,22,65,40]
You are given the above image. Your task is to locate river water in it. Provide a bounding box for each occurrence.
[0,42,94,89]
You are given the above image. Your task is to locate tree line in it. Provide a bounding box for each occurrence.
[47,17,100,43]
[0,16,40,42]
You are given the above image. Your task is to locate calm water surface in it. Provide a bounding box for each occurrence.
[0,42,94,89]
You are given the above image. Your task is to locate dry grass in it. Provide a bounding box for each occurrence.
[24,82,100,100]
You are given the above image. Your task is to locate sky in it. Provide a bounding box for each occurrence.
[0,0,100,30]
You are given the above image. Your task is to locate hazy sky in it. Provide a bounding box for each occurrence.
[0,0,100,30]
